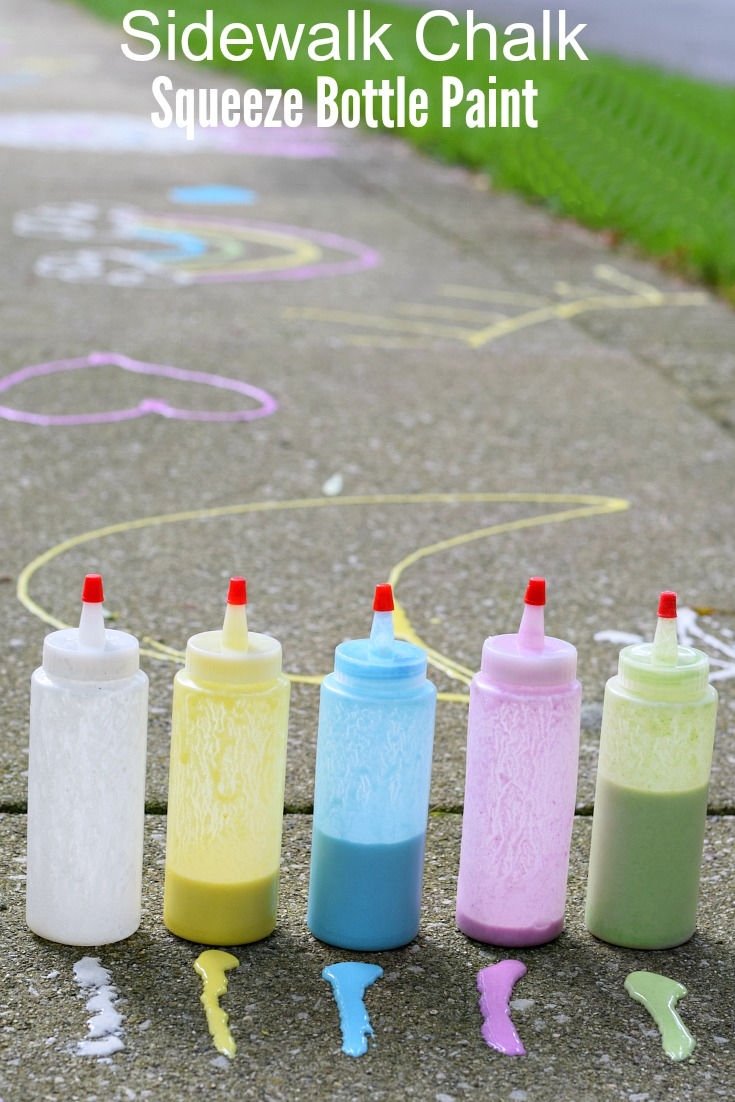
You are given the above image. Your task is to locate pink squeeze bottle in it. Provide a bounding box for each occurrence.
[456,578,581,946]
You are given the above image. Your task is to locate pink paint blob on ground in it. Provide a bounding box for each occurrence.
[477,959,528,1055]
[0,352,278,426]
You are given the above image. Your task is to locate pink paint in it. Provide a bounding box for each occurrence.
[477,959,527,1055]
[456,579,581,946]
[0,353,277,426]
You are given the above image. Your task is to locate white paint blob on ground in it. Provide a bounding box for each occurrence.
[72,956,125,1057]
[321,473,344,497]
[595,609,735,683]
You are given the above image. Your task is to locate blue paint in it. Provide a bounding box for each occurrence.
[168,185,257,205]
[322,962,383,1057]
[131,225,207,263]
[308,830,425,950]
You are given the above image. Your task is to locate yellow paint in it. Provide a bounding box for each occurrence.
[194,949,240,1059]
[167,869,278,946]
[284,265,708,350]
[16,491,629,702]
[164,672,289,944]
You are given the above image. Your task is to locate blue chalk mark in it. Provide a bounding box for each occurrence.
[131,226,207,263]
[322,962,383,1058]
[168,185,258,206]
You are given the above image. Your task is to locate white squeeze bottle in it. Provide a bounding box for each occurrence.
[26,574,149,945]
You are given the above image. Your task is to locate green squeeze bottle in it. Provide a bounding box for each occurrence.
[585,592,718,949]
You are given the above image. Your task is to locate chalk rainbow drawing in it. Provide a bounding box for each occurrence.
[17,492,630,705]
[0,353,278,426]
[15,202,380,286]
[283,265,709,349]
[0,112,339,158]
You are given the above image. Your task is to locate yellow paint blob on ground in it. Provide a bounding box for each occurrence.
[194,949,240,1059]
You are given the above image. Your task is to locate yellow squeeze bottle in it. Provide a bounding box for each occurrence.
[164,578,290,944]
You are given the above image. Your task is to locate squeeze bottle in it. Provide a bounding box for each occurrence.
[164,578,290,945]
[26,574,148,945]
[456,578,581,946]
[307,584,437,950]
[585,592,717,949]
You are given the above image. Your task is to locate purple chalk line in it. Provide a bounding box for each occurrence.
[0,352,278,426]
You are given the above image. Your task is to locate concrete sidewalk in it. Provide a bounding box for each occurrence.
[1,1,735,1098]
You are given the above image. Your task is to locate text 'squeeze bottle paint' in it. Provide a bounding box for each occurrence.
[26,574,149,945]
[164,578,290,945]
[586,592,718,949]
[456,578,581,946]
[307,584,437,950]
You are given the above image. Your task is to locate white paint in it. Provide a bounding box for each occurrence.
[677,607,735,683]
[321,472,344,496]
[73,957,125,1057]
[595,609,735,683]
[509,998,535,1011]
[594,629,644,645]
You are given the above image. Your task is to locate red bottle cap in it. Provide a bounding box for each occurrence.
[524,577,546,606]
[658,591,677,618]
[227,577,247,605]
[82,574,104,603]
[373,583,394,612]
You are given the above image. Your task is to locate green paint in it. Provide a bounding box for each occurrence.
[585,778,708,949]
[625,971,695,1061]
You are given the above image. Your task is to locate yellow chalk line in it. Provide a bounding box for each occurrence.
[17,492,629,703]
[285,266,708,349]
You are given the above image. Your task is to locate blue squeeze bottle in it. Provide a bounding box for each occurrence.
[307,584,437,950]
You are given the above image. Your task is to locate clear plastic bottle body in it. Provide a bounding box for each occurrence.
[164,670,290,945]
[586,675,717,949]
[26,667,149,945]
[456,675,581,946]
[308,670,437,950]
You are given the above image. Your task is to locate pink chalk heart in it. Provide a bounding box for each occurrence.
[0,353,277,425]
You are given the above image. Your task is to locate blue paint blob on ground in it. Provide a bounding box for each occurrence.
[168,185,257,205]
[322,962,383,1057]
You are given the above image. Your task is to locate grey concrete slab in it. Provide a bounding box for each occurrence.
[2,813,735,1101]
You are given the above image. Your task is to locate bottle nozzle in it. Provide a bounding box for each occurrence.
[222,576,249,652]
[369,583,395,657]
[78,573,106,649]
[652,590,678,666]
[519,576,546,651]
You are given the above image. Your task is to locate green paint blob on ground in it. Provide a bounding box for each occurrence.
[624,970,695,1061]
[194,949,240,1059]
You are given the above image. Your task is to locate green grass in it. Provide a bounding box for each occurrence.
[75,0,735,298]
